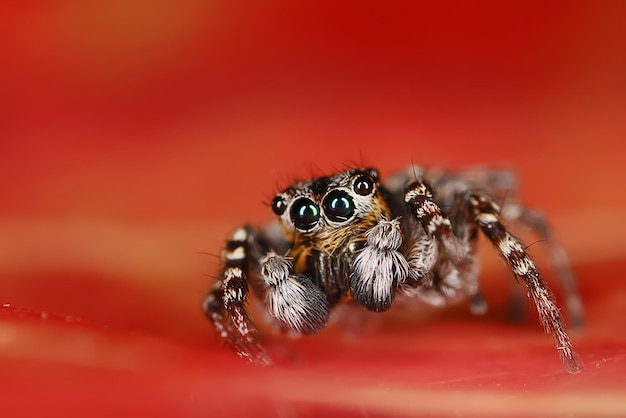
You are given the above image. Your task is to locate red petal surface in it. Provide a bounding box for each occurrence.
[2,2,626,417]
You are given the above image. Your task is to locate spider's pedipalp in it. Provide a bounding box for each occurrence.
[351,217,409,312]
[260,252,330,335]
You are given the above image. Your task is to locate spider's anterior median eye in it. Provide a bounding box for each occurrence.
[323,190,355,222]
[353,175,374,196]
[290,198,320,231]
[271,195,287,215]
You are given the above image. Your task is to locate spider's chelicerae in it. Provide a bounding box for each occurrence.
[203,165,583,374]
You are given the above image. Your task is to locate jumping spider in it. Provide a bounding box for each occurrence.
[203,165,583,374]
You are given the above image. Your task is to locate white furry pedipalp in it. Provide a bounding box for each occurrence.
[265,274,329,335]
[259,252,329,335]
[351,217,409,312]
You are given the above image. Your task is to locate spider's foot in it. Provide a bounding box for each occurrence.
[469,291,488,315]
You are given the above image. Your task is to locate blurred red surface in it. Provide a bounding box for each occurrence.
[2,2,626,417]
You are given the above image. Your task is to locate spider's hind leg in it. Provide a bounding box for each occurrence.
[465,167,583,327]
[505,206,584,328]
[468,192,582,374]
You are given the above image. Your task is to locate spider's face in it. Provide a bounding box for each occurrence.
[271,168,391,254]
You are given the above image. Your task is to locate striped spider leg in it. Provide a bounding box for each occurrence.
[392,170,581,373]
[468,192,582,374]
[203,226,329,364]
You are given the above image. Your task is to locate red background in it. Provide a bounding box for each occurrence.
[2,1,626,416]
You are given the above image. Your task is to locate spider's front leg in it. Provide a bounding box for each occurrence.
[203,226,272,365]
[351,217,410,312]
[204,227,331,364]
[468,192,583,374]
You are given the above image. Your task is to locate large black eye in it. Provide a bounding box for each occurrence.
[290,198,320,231]
[353,175,374,196]
[271,195,287,215]
[322,190,355,222]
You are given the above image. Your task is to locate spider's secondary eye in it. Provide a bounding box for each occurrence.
[323,190,355,222]
[290,198,320,231]
[271,195,287,215]
[353,175,374,196]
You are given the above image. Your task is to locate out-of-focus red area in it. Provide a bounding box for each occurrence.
[2,2,626,416]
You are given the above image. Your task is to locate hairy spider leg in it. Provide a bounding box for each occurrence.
[467,192,583,374]
[507,207,585,328]
[204,225,332,364]
[404,180,484,311]
[203,226,273,365]
[456,167,584,327]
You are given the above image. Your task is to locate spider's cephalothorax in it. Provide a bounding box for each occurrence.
[203,165,584,374]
